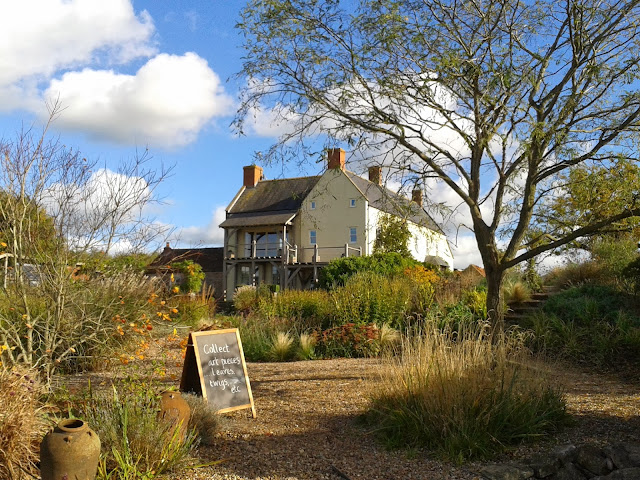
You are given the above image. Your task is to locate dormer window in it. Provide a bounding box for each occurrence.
[349,199,356,208]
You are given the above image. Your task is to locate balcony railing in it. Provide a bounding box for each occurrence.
[226,241,362,263]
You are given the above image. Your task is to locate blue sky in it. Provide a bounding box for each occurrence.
[0,0,482,268]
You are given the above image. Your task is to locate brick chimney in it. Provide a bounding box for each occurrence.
[412,189,423,207]
[368,166,382,185]
[327,148,345,171]
[243,165,263,188]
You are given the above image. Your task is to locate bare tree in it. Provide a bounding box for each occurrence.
[0,105,169,381]
[236,0,640,327]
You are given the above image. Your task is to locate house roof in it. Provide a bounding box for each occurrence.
[146,247,223,273]
[228,176,321,214]
[221,168,444,234]
[346,172,443,233]
[462,264,486,277]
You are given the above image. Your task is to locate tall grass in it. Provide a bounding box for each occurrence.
[0,367,49,479]
[76,379,197,479]
[365,323,569,462]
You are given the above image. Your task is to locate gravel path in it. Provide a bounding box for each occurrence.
[171,358,640,480]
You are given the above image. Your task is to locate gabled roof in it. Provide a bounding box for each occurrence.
[220,168,444,234]
[227,176,321,214]
[345,172,443,234]
[146,247,223,273]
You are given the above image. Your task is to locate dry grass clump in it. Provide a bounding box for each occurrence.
[182,393,221,446]
[0,367,49,479]
[366,323,569,462]
[297,332,317,360]
[269,331,294,361]
[504,280,531,304]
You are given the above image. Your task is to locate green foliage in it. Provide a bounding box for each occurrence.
[373,213,411,256]
[172,260,205,293]
[319,252,420,289]
[516,285,640,366]
[75,379,197,479]
[364,325,569,461]
[329,272,412,329]
[547,160,640,250]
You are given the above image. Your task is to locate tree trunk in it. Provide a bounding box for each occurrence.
[485,266,505,333]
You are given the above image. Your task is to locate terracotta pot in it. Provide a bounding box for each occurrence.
[158,391,191,439]
[40,418,101,480]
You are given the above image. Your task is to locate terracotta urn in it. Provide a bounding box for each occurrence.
[40,418,101,480]
[158,391,191,439]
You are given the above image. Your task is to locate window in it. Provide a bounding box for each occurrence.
[309,230,317,245]
[310,201,316,210]
[238,266,251,286]
[349,227,357,243]
[349,198,356,208]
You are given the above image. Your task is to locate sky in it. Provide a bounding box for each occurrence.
[0,0,485,269]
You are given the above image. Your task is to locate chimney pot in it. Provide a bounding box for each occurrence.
[327,148,346,171]
[368,166,382,185]
[412,189,423,207]
[243,165,263,188]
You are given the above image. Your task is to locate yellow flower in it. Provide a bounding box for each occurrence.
[172,286,180,294]
[171,308,178,314]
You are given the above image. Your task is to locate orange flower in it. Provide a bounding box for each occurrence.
[171,308,178,314]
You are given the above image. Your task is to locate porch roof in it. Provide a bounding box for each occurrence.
[219,211,297,228]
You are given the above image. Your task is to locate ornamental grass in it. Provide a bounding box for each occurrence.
[365,323,570,462]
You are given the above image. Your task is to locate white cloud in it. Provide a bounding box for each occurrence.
[0,0,155,87]
[0,1,232,149]
[173,206,226,246]
[44,53,233,148]
[450,235,483,269]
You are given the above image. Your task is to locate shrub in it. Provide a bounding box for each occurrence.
[319,252,420,289]
[365,324,569,462]
[268,289,331,330]
[329,272,412,328]
[172,260,206,294]
[233,285,258,313]
[0,367,49,479]
[0,269,161,380]
[517,286,640,366]
[182,393,221,446]
[76,379,197,479]
[314,323,381,358]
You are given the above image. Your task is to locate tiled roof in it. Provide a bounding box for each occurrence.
[228,176,320,214]
[146,247,223,273]
[346,172,443,233]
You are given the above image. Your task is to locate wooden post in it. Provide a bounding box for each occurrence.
[345,243,349,257]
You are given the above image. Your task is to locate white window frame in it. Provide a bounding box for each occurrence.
[310,201,316,210]
[349,198,356,208]
[309,230,317,245]
[349,227,357,243]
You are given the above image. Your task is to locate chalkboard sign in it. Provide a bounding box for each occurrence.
[180,328,256,417]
